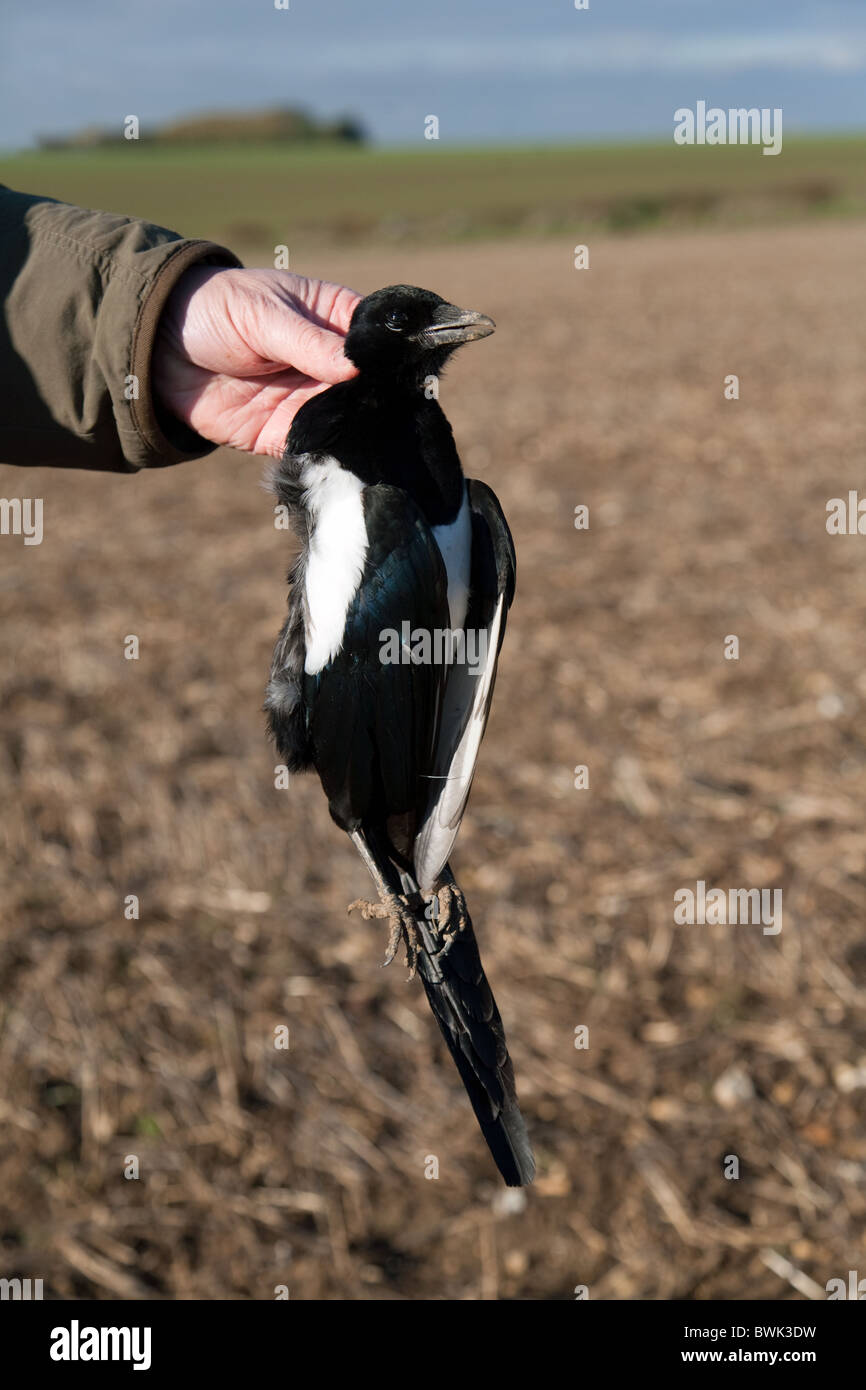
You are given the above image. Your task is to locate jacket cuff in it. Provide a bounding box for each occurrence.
[120,240,242,468]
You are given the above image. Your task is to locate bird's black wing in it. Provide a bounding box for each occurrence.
[306,483,450,851]
[413,478,516,892]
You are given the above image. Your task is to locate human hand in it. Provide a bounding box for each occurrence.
[153,267,361,458]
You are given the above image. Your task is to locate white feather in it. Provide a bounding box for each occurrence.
[413,591,506,893]
[432,486,471,631]
[301,456,368,675]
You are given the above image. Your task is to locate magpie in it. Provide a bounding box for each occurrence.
[265,285,535,1187]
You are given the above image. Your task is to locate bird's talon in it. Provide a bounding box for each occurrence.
[383,916,403,968]
[349,893,419,977]
[436,882,470,936]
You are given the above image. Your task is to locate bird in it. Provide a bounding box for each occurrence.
[265,284,535,1186]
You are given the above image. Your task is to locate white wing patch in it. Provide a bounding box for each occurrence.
[301,456,368,675]
[413,590,506,893]
[432,486,471,632]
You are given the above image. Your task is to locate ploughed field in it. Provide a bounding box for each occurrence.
[1,221,865,1299]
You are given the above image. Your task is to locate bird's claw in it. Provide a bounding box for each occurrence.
[425,881,470,960]
[348,893,421,978]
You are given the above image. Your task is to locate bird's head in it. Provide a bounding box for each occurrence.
[343,284,495,382]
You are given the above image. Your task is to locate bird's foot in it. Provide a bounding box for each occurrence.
[348,892,421,978]
[428,881,470,957]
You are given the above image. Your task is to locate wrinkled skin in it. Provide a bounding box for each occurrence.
[154,266,361,457]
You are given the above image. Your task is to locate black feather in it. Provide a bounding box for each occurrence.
[266,284,535,1185]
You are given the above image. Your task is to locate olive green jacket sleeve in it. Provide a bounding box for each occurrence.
[0,185,242,471]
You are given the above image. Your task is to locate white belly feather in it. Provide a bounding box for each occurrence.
[302,457,368,675]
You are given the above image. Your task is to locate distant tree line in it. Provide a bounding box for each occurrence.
[38,106,368,149]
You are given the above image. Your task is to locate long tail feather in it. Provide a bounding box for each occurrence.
[413,882,535,1187]
[388,865,533,1187]
[351,832,534,1185]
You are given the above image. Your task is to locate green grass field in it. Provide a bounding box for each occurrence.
[1,137,864,259]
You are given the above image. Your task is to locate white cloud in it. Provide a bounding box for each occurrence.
[298,32,866,77]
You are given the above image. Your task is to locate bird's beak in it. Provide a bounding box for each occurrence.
[420,303,496,347]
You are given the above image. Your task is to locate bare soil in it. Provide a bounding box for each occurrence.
[1,222,865,1300]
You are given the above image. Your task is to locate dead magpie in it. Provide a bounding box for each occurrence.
[266,285,535,1186]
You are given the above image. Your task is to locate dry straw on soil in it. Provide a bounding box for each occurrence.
[1,224,865,1299]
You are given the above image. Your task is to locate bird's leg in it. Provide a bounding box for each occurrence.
[348,833,423,976]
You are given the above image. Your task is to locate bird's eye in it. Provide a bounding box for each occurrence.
[384,310,409,332]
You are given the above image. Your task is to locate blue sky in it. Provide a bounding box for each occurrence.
[2,0,865,150]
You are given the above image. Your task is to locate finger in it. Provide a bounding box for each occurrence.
[324,284,363,333]
[263,310,359,384]
[254,380,334,457]
[288,276,362,334]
